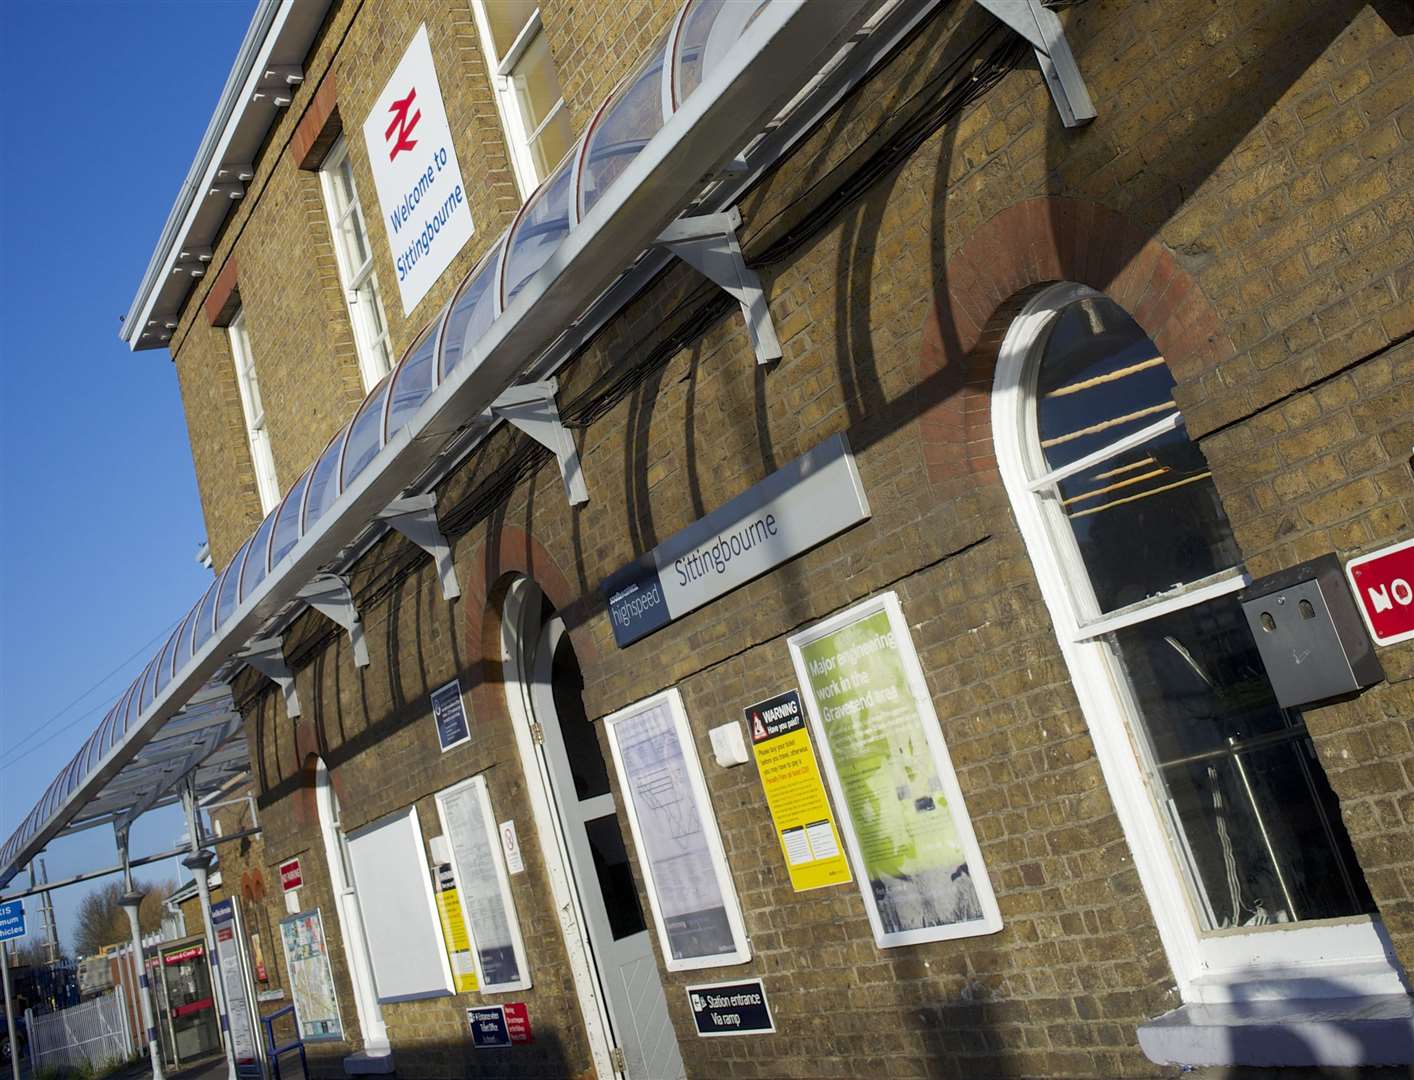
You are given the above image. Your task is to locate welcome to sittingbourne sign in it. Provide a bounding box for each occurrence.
[362,24,475,315]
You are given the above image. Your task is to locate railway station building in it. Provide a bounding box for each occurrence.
[4,0,1414,1076]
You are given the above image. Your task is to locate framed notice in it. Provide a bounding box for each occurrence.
[431,678,472,752]
[346,806,455,1002]
[788,593,1002,947]
[604,688,750,971]
[278,909,344,1042]
[746,690,851,892]
[210,899,260,1070]
[434,775,531,993]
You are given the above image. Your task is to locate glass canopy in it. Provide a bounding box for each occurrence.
[0,0,781,882]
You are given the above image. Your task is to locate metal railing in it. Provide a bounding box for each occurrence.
[26,986,134,1074]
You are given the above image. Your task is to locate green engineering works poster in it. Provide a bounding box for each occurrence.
[793,597,1000,945]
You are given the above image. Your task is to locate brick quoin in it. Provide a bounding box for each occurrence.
[918,196,1235,487]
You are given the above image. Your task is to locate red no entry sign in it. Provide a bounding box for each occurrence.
[1346,539,1414,646]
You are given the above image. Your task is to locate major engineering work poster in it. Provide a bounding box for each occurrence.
[789,593,1002,947]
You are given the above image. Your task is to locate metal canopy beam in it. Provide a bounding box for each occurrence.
[298,573,370,667]
[975,0,1095,128]
[489,380,589,505]
[239,636,301,717]
[657,206,781,364]
[378,494,461,600]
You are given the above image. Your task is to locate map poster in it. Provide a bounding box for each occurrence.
[434,863,480,993]
[745,690,851,892]
[279,909,344,1042]
[788,592,1002,948]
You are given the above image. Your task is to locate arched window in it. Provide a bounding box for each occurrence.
[993,283,1400,999]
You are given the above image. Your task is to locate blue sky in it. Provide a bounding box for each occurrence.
[0,0,258,952]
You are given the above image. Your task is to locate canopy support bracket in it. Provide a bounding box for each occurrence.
[239,636,301,717]
[298,574,370,668]
[490,379,589,506]
[378,494,461,600]
[657,206,781,364]
[974,0,1095,127]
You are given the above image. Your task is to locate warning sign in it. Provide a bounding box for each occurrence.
[745,690,851,892]
[434,864,479,993]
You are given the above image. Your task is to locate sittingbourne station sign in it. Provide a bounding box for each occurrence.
[362,24,475,315]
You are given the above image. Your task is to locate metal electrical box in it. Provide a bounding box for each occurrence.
[1239,553,1384,709]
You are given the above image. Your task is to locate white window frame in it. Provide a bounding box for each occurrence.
[433,774,533,994]
[992,281,1406,1004]
[788,592,1004,949]
[466,3,567,197]
[603,687,751,972]
[318,136,394,391]
[228,308,280,514]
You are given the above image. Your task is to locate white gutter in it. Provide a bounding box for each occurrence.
[120,0,328,349]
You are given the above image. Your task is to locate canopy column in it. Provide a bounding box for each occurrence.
[181,783,238,1080]
[116,828,164,1080]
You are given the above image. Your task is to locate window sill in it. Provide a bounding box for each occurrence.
[1138,993,1414,1068]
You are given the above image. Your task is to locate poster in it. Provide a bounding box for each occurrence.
[211,900,260,1069]
[605,689,748,970]
[745,690,851,892]
[278,909,344,1042]
[431,678,471,752]
[436,777,530,991]
[434,863,480,992]
[789,593,1002,947]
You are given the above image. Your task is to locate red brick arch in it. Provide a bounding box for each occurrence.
[460,524,601,725]
[918,196,1234,486]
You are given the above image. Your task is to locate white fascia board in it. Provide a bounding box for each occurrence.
[3,0,877,887]
[121,0,331,350]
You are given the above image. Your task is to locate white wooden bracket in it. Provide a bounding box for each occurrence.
[298,573,370,668]
[656,206,781,364]
[975,0,1095,128]
[378,494,461,600]
[239,636,301,718]
[489,379,589,505]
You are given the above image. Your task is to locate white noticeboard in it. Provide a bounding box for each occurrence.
[361,23,475,315]
[434,776,532,993]
[346,805,455,1002]
[604,688,751,971]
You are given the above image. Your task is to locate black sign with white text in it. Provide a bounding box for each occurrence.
[686,978,775,1037]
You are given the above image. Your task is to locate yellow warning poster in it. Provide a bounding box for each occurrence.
[746,690,852,892]
[434,865,479,993]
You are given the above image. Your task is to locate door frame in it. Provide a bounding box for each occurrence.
[499,577,620,1078]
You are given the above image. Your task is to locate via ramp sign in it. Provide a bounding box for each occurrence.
[0,900,25,942]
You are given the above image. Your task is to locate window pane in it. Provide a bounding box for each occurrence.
[240,510,278,601]
[485,0,538,57]
[1057,424,1242,611]
[511,33,564,134]
[303,426,349,534]
[585,814,648,940]
[1108,594,1376,928]
[1035,296,1177,472]
[340,376,391,489]
[528,108,574,181]
[270,468,311,569]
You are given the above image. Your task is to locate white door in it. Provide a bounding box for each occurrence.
[530,616,686,1080]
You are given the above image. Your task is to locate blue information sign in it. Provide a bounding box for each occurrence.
[431,678,471,752]
[466,1005,511,1048]
[0,900,25,943]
